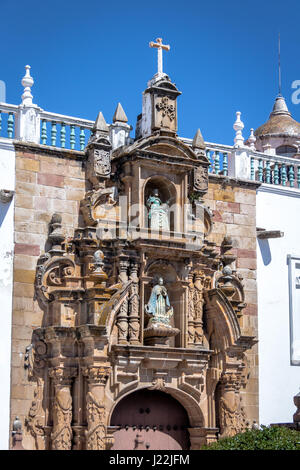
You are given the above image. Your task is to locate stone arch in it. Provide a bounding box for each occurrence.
[143,259,183,346]
[110,388,191,450]
[108,384,204,430]
[204,288,245,430]
[205,288,241,352]
[143,175,178,232]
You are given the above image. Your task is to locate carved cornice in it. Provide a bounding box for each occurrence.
[49,366,77,385]
[82,366,110,385]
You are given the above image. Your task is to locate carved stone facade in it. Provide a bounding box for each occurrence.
[10,70,259,450]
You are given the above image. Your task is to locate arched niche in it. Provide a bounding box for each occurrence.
[143,260,183,347]
[109,388,192,450]
[143,176,178,233]
[276,144,297,157]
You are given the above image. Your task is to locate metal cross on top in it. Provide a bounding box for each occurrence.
[149,38,170,76]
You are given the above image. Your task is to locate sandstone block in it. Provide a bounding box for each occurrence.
[16,169,37,184]
[37,173,64,187]
[14,269,36,284]
[234,189,256,205]
[237,257,257,269]
[239,203,256,216]
[15,194,34,209]
[15,243,40,256]
[14,255,36,271]
[215,201,240,213]
[226,224,256,238]
[16,158,40,172]
[234,213,255,226]
[213,189,235,202]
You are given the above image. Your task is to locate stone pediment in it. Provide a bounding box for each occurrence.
[112,134,209,166]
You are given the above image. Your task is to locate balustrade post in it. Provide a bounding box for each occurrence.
[288,165,295,188]
[7,113,14,139]
[227,147,251,179]
[223,152,228,176]
[60,123,66,148]
[51,122,57,146]
[250,157,254,180]
[214,151,220,174]
[15,65,41,143]
[265,160,271,184]
[41,120,47,145]
[274,162,279,185]
[206,150,211,172]
[80,127,85,151]
[258,159,263,182]
[70,125,76,150]
[281,163,287,186]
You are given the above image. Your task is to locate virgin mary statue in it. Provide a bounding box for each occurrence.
[145,277,173,326]
[146,189,169,231]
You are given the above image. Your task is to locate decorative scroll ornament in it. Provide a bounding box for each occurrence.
[35,255,76,304]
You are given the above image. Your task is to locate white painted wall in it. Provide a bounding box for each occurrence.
[257,185,300,425]
[0,138,15,449]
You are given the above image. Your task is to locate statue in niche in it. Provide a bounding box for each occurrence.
[146,189,169,231]
[145,277,173,327]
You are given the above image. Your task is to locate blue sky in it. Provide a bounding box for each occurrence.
[1,0,300,145]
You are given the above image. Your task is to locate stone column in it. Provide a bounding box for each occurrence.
[218,373,246,438]
[72,426,86,450]
[49,367,77,450]
[187,271,195,347]
[128,261,140,345]
[82,366,110,450]
[193,272,204,346]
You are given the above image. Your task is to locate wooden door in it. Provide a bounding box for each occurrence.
[111,389,190,450]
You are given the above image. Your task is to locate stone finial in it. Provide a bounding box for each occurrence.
[233,111,245,148]
[93,112,109,134]
[48,213,65,255]
[21,65,34,106]
[192,128,205,150]
[248,128,256,150]
[113,103,128,124]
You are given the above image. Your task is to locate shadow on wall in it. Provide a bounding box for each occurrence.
[0,202,10,227]
[258,239,272,266]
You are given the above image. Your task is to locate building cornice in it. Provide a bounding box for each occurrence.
[13,140,86,160]
[258,183,300,198]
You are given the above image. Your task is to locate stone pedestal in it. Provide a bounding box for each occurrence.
[143,323,179,346]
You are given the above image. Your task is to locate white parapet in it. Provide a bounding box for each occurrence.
[0,138,15,449]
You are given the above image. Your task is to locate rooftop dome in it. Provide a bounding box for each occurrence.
[254,95,300,138]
